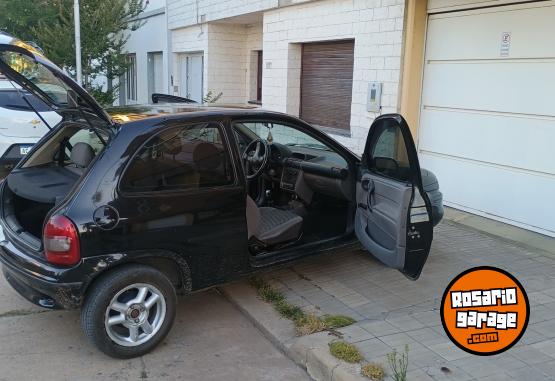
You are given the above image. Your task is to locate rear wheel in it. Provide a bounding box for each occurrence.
[81,264,177,358]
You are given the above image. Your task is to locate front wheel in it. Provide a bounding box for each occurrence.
[81,264,177,358]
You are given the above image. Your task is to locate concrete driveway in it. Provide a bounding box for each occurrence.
[261,220,555,380]
[0,274,309,381]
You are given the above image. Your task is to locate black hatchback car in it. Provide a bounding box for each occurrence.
[0,34,443,358]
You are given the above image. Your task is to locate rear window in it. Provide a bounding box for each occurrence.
[0,89,51,112]
[120,122,234,192]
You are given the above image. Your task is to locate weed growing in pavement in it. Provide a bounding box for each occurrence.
[387,345,409,381]
[328,341,363,363]
[258,284,285,304]
[322,314,356,329]
[249,277,355,336]
[295,313,327,336]
[361,363,385,381]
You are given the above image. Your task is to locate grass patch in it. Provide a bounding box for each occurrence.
[275,300,304,321]
[258,284,285,304]
[249,277,355,336]
[322,314,356,329]
[296,313,327,336]
[329,341,363,363]
[361,363,385,381]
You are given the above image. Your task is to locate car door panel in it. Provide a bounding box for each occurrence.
[356,174,411,261]
[355,114,433,280]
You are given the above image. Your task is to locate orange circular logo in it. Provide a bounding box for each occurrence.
[440,266,529,356]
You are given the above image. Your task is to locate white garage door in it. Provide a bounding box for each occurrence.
[419,1,555,237]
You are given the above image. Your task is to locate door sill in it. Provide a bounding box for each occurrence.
[250,233,358,268]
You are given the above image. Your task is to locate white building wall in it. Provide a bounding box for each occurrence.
[171,25,209,96]
[169,0,406,153]
[262,0,405,153]
[172,22,263,103]
[122,0,169,105]
[167,0,279,29]
[207,24,248,103]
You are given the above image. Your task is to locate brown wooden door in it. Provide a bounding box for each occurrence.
[300,40,354,131]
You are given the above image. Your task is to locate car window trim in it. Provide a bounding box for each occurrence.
[117,120,240,197]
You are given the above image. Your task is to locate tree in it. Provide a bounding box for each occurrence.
[0,0,65,42]
[0,0,145,106]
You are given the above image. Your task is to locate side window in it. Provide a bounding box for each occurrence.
[368,121,411,182]
[121,123,234,192]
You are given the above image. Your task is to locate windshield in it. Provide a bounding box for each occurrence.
[241,122,331,151]
[0,51,70,106]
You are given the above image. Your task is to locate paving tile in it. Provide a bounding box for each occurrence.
[510,365,554,381]
[422,364,474,381]
[530,340,555,359]
[529,319,555,340]
[359,320,401,337]
[534,360,555,379]
[357,338,394,359]
[428,342,471,362]
[509,345,555,365]
[385,315,427,332]
[337,324,374,343]
[405,368,436,381]
[406,327,449,347]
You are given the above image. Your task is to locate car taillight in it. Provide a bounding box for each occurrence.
[43,215,80,266]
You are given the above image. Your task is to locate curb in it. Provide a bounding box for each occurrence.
[219,282,367,381]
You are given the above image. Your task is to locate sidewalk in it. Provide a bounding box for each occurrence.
[221,214,555,381]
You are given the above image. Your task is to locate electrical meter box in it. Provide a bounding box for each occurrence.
[367,82,382,113]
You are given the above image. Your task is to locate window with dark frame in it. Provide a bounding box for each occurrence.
[126,54,137,101]
[120,123,234,193]
[257,50,263,102]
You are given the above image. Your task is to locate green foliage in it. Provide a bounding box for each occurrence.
[274,300,304,322]
[0,0,145,106]
[322,314,356,329]
[361,363,385,381]
[387,345,409,381]
[328,341,363,363]
[258,284,285,304]
[0,0,65,42]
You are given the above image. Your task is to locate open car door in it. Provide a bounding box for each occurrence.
[355,114,433,280]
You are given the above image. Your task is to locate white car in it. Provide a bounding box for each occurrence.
[0,76,62,176]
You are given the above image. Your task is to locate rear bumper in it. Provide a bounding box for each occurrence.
[0,245,84,310]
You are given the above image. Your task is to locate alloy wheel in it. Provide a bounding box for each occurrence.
[104,283,166,347]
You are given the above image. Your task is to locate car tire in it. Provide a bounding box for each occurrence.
[81,264,177,358]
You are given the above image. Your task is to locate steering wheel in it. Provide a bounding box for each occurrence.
[242,138,269,180]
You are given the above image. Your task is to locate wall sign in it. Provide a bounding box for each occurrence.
[500,32,511,57]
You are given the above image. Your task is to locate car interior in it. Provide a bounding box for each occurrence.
[3,123,108,243]
[233,121,356,254]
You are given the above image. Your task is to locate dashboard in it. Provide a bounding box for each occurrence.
[268,143,353,202]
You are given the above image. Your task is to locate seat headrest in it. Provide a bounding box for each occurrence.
[70,142,95,168]
[193,142,221,170]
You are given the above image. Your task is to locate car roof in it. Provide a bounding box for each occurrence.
[107,103,294,125]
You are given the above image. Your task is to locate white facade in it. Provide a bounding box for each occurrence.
[168,0,405,153]
[120,0,170,105]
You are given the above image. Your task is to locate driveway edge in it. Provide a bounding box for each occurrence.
[218,282,366,381]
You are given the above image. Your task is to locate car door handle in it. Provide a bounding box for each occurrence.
[361,178,371,190]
